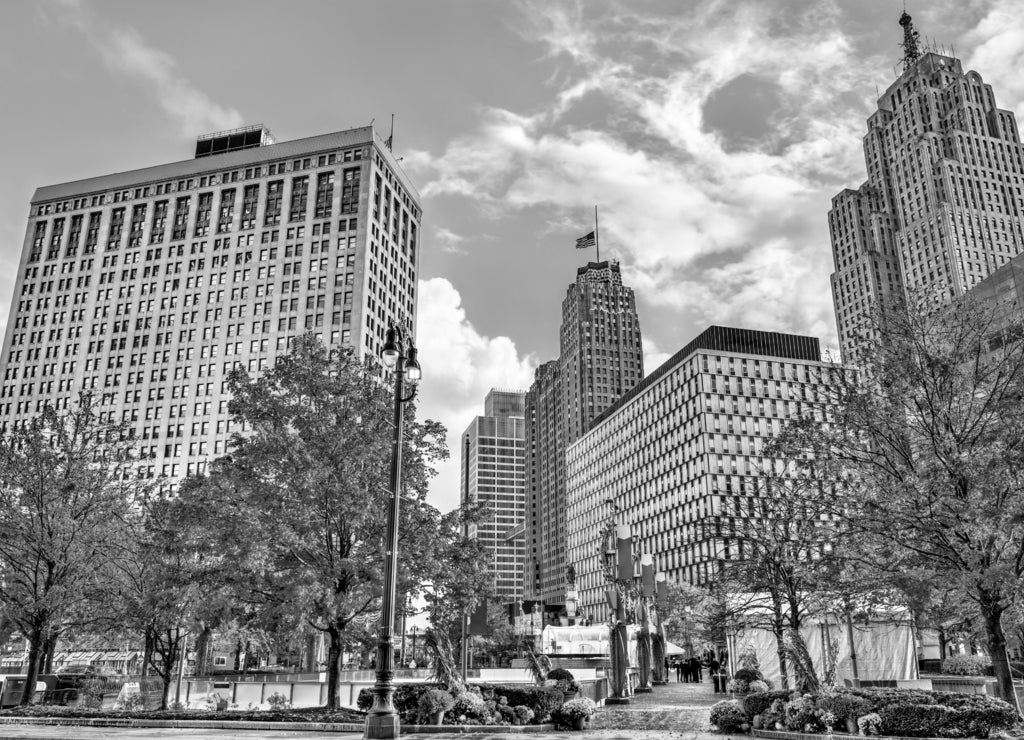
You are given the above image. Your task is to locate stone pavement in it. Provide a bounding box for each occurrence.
[0,678,728,739]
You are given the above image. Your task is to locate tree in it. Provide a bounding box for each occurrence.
[817,295,1024,711]
[0,395,141,703]
[179,335,449,709]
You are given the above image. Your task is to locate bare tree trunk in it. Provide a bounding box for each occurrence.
[771,590,789,690]
[142,630,154,677]
[979,591,1022,716]
[304,633,317,672]
[193,624,212,677]
[21,620,44,706]
[327,625,342,710]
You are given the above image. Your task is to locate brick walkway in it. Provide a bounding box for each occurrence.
[588,677,721,732]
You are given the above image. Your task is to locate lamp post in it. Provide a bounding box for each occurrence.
[365,325,421,740]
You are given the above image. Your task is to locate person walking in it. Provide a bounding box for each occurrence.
[675,659,683,682]
[689,655,702,682]
[710,655,722,692]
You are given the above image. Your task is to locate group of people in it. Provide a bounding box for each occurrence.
[668,648,728,683]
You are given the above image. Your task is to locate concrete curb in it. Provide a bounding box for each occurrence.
[0,716,557,735]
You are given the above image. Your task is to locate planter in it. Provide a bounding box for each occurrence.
[571,716,587,731]
[429,710,445,725]
[752,714,763,730]
[845,717,857,734]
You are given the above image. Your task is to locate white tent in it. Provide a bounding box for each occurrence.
[664,641,686,656]
[727,613,916,684]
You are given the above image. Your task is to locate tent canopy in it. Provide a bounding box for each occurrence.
[664,641,686,656]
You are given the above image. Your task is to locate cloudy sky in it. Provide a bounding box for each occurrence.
[3,0,1024,512]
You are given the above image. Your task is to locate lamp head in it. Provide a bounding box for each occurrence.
[404,345,421,383]
[381,327,400,368]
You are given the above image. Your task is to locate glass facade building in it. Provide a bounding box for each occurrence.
[564,326,839,622]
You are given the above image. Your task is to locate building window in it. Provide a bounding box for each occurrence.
[217,188,235,234]
[172,197,191,241]
[150,201,168,244]
[289,176,309,222]
[264,180,283,226]
[107,208,125,251]
[314,172,335,219]
[341,168,360,215]
[128,204,146,247]
[194,193,212,237]
[240,184,259,230]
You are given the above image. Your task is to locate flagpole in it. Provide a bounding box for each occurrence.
[595,206,600,263]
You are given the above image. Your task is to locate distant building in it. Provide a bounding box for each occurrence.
[829,14,1024,364]
[460,389,527,601]
[564,326,838,621]
[525,260,643,611]
[0,124,420,483]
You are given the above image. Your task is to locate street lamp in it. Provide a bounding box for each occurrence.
[365,325,421,740]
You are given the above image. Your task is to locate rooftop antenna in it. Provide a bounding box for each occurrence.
[386,114,395,151]
[899,10,921,71]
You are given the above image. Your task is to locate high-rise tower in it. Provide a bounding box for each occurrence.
[525,260,643,610]
[829,14,1024,363]
[460,389,527,601]
[0,125,420,482]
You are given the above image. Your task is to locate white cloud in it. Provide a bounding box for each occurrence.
[47,0,243,135]
[434,227,468,255]
[415,278,537,512]
[642,337,671,377]
[407,0,887,350]
[964,0,1024,121]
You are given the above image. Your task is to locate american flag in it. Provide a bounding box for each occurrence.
[575,231,596,249]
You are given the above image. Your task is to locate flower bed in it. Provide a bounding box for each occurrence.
[709,686,1019,738]
[356,683,564,726]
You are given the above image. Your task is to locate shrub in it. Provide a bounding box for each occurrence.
[816,692,872,723]
[732,667,763,683]
[552,697,596,728]
[742,689,793,719]
[748,680,770,694]
[357,684,434,721]
[474,684,563,723]
[858,712,882,735]
[265,692,291,710]
[547,668,575,682]
[710,699,748,732]
[726,678,749,694]
[879,703,958,737]
[417,688,455,722]
[451,690,489,724]
[512,705,534,725]
[942,654,993,676]
[784,695,821,732]
[761,698,788,730]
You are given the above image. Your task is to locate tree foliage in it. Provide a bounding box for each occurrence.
[0,395,143,702]
[178,335,449,709]
[816,295,1024,711]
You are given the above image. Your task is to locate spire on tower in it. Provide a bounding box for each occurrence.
[899,11,921,70]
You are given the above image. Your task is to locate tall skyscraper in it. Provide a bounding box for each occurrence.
[460,389,527,601]
[564,326,835,619]
[525,260,643,610]
[830,14,1024,363]
[0,124,421,482]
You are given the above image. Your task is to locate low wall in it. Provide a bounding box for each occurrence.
[185,673,610,711]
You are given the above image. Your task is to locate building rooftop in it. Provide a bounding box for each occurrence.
[590,325,823,429]
[32,124,419,205]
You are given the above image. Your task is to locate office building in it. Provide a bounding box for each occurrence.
[0,124,421,482]
[525,260,643,610]
[564,326,837,621]
[460,389,527,601]
[829,14,1024,363]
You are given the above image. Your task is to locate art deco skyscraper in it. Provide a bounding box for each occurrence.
[524,260,643,609]
[0,124,420,482]
[830,14,1024,362]
[460,389,527,601]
